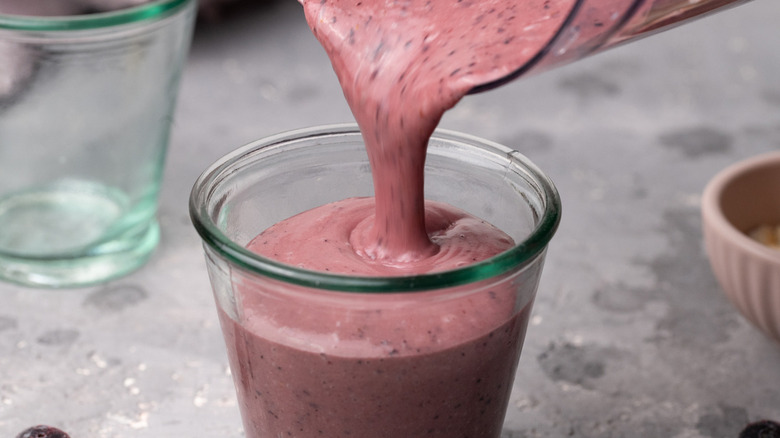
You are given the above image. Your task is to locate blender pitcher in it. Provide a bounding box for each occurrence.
[470,0,754,93]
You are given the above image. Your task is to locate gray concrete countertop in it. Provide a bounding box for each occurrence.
[1,0,779,436]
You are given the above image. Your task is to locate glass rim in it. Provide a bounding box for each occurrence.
[189,124,562,293]
[0,0,192,31]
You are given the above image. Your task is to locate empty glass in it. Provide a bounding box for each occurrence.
[0,0,195,287]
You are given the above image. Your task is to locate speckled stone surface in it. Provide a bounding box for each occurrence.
[1,0,779,437]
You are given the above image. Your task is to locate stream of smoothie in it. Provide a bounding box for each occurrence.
[220,0,582,437]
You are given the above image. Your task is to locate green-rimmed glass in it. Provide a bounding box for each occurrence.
[0,0,195,288]
[189,124,561,437]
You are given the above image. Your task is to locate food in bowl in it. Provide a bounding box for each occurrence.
[701,151,780,345]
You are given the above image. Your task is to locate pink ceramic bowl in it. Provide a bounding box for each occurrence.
[702,152,780,344]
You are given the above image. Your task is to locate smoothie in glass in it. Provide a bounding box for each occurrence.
[192,128,560,438]
[193,0,568,436]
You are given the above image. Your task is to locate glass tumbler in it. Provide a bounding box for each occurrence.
[0,0,195,287]
[190,125,561,438]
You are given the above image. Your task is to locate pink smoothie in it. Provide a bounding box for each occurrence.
[219,0,585,436]
[219,272,534,437]
[301,0,578,262]
[220,198,531,435]
[211,0,751,435]
[248,198,514,276]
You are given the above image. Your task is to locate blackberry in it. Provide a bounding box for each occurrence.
[739,420,780,438]
[15,425,71,438]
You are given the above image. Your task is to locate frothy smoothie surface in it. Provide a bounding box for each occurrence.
[248,197,514,276]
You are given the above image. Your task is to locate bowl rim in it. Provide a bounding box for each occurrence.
[702,151,780,265]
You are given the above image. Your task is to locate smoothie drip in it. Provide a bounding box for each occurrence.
[301,0,571,265]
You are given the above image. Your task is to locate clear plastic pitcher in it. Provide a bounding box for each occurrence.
[472,0,754,93]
